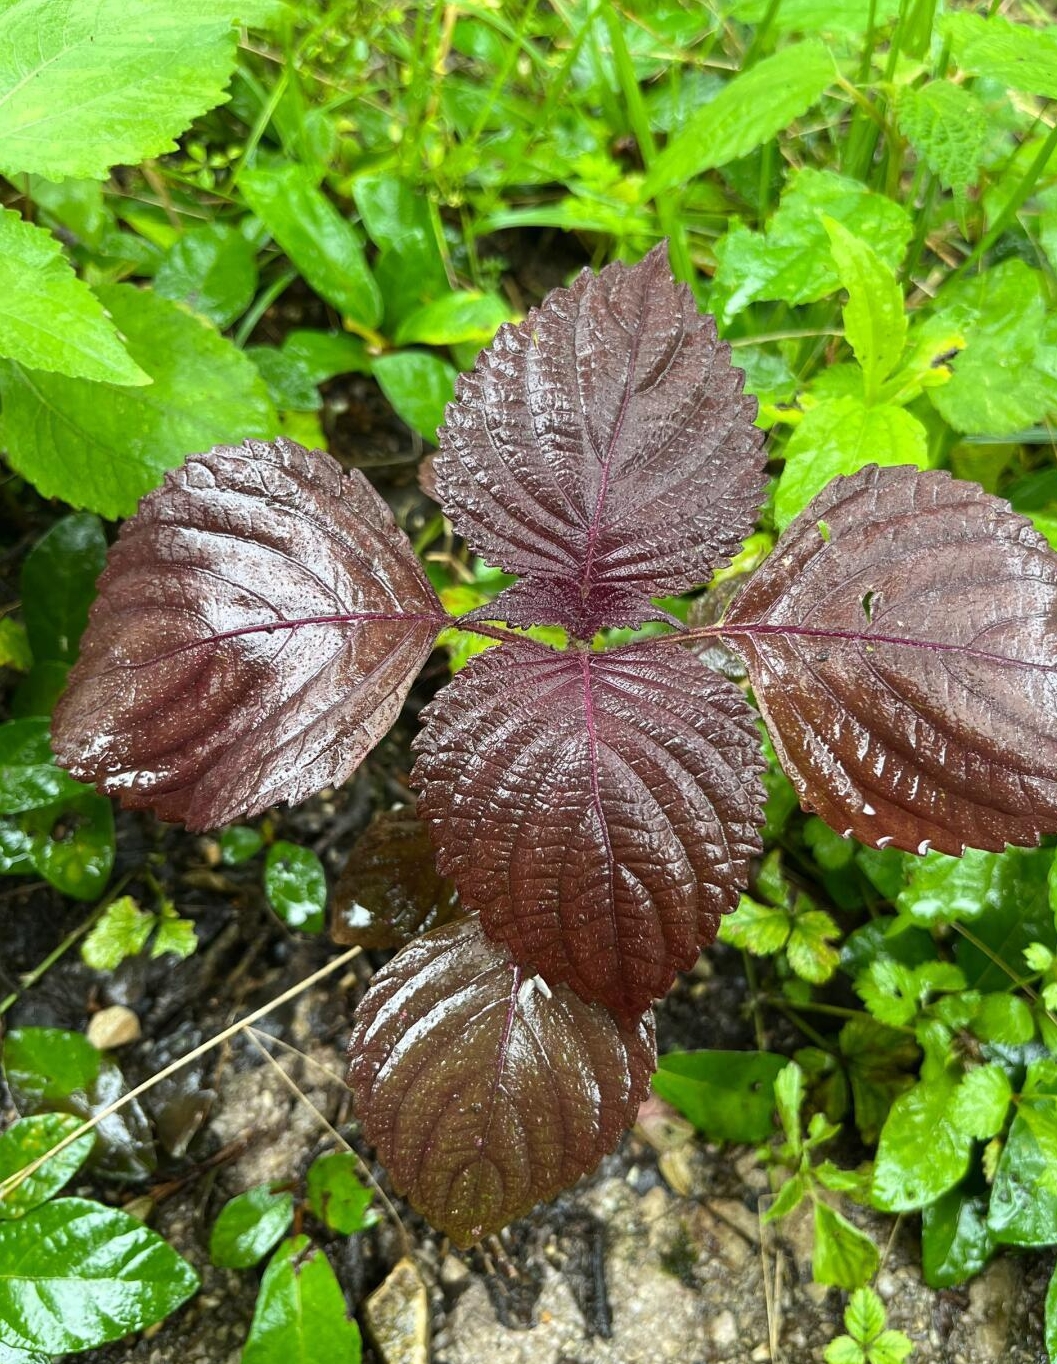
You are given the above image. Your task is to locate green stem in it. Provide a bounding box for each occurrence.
[233,266,299,348]
[955,116,1057,279]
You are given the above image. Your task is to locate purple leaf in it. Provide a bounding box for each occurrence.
[412,642,765,1017]
[346,917,655,1247]
[52,438,445,831]
[332,805,462,949]
[721,465,1057,854]
[434,244,764,638]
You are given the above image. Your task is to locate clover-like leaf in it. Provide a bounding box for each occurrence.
[434,244,764,638]
[722,465,1057,855]
[346,917,655,1247]
[412,643,765,1016]
[52,439,444,830]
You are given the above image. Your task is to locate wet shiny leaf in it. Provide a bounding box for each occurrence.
[347,918,655,1246]
[242,1236,361,1364]
[209,1185,294,1269]
[52,438,444,831]
[413,644,765,1017]
[264,841,327,934]
[332,806,461,949]
[0,1198,198,1354]
[434,244,764,637]
[0,1115,94,1220]
[305,1152,377,1235]
[723,465,1057,854]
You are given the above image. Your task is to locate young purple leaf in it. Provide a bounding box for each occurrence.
[435,243,765,638]
[721,465,1057,854]
[412,643,766,1017]
[52,439,445,831]
[346,916,655,1247]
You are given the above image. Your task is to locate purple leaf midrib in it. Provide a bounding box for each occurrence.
[703,622,1057,674]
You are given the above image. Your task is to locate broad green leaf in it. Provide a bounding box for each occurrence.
[264,841,326,934]
[0,283,277,519]
[896,847,1022,927]
[0,210,146,384]
[921,1188,995,1289]
[943,12,1057,99]
[812,1200,880,1289]
[209,1185,294,1268]
[245,346,322,411]
[712,168,912,323]
[395,292,511,347]
[353,171,450,330]
[651,1050,786,1142]
[81,896,154,971]
[241,163,382,330]
[150,905,197,960]
[0,621,31,672]
[775,397,928,529]
[822,1340,863,1364]
[895,81,989,206]
[845,1285,885,1343]
[4,1028,155,1182]
[20,514,106,666]
[949,1065,1012,1140]
[0,719,85,815]
[924,260,1057,436]
[642,41,836,197]
[717,893,790,954]
[871,1074,973,1211]
[0,1,244,180]
[22,790,114,900]
[220,825,264,865]
[787,907,841,984]
[954,847,1055,990]
[774,1060,804,1151]
[373,350,456,441]
[242,1236,362,1364]
[804,817,855,871]
[0,1114,94,1219]
[839,1016,918,1145]
[279,330,371,384]
[305,1152,377,1235]
[153,222,258,329]
[971,993,1035,1046]
[822,218,906,398]
[0,1198,197,1354]
[989,1062,1057,1244]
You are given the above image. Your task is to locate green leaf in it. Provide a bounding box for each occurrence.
[219,825,264,865]
[822,218,906,398]
[150,907,197,961]
[0,1114,94,1219]
[787,907,841,985]
[0,1197,197,1353]
[949,1065,1012,1140]
[717,893,790,955]
[921,1188,995,1289]
[895,81,988,203]
[642,41,836,197]
[241,163,382,330]
[372,350,457,441]
[245,346,321,411]
[153,222,258,329]
[954,847,1055,990]
[972,993,1034,1046]
[352,171,450,328]
[305,1152,377,1235]
[897,847,1019,927]
[0,282,277,518]
[840,1016,919,1145]
[847,1284,885,1343]
[989,1062,1057,1245]
[871,1074,973,1211]
[264,841,326,934]
[775,398,928,530]
[209,1185,294,1268]
[813,1200,880,1289]
[924,261,1057,436]
[728,0,899,31]
[0,718,85,815]
[394,292,511,347]
[774,1061,805,1151]
[651,1050,786,1142]
[824,1340,865,1364]
[0,1,244,180]
[943,12,1057,99]
[0,209,147,384]
[20,513,106,666]
[279,331,371,385]
[242,1236,362,1364]
[804,817,855,871]
[712,168,912,323]
[0,620,31,672]
[763,1172,809,1223]
[81,896,154,971]
[2,1027,100,1105]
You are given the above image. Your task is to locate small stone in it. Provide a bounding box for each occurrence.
[439,1255,470,1289]
[751,1343,772,1361]
[364,1255,430,1364]
[87,1004,141,1049]
[711,1309,738,1348]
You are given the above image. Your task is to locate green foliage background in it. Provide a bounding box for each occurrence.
[4,0,1057,1358]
